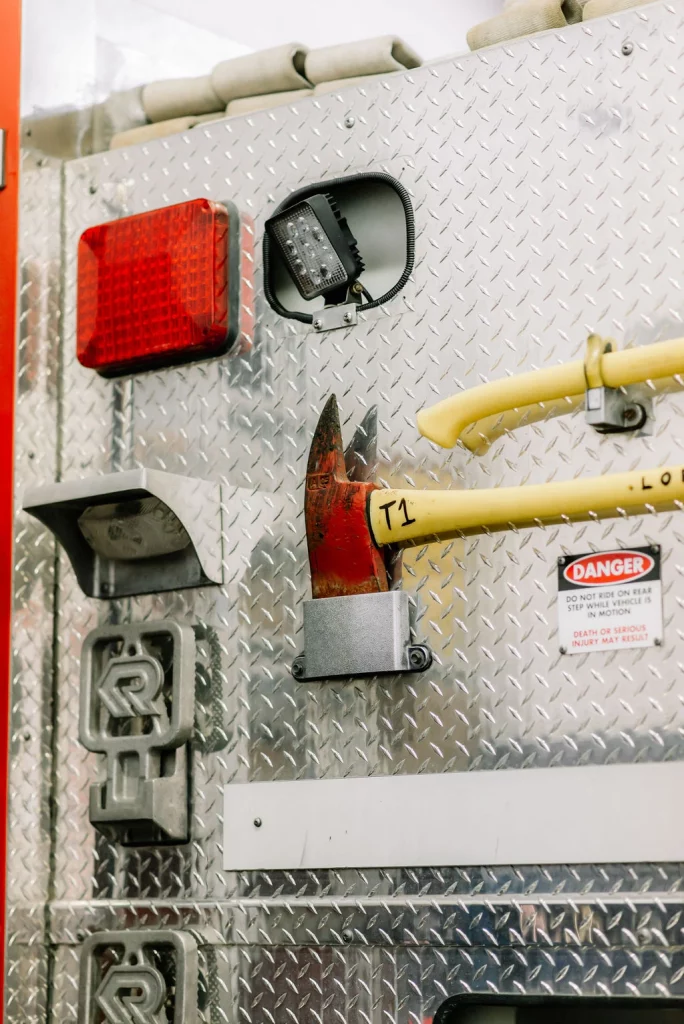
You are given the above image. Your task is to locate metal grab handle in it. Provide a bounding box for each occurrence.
[369,463,684,545]
[416,334,684,450]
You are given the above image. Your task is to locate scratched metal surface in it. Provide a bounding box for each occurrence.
[10,3,684,1020]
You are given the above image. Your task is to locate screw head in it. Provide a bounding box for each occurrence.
[313,319,323,330]
[621,40,634,56]
[654,637,662,647]
[344,116,355,129]
[343,311,353,324]
[253,817,262,828]
[100,582,110,596]
[23,730,31,742]
[291,656,305,679]
[88,184,98,194]
[341,929,354,943]
[557,556,566,566]
[408,645,432,672]
[559,646,567,655]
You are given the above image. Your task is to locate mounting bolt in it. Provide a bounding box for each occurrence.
[341,929,354,943]
[313,319,323,331]
[76,929,86,942]
[253,817,262,828]
[343,311,354,324]
[557,556,566,566]
[291,656,305,679]
[654,637,662,646]
[408,645,432,672]
[559,646,567,655]
[344,116,355,129]
[621,40,634,56]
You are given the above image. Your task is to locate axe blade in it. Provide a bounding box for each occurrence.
[305,396,395,600]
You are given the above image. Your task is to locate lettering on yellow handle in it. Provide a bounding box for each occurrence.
[378,497,416,531]
[635,469,681,491]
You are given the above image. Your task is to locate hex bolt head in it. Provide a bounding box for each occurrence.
[313,319,323,330]
[253,817,263,828]
[344,116,355,129]
[291,656,305,679]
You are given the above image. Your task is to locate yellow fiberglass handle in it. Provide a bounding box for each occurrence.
[369,463,684,545]
[417,335,684,449]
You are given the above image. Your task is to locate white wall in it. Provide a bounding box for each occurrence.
[21,0,503,115]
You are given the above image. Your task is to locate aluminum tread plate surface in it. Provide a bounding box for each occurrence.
[9,3,684,1020]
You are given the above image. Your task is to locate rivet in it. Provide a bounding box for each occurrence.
[344,116,355,129]
[23,730,31,742]
[654,637,662,647]
[253,817,262,828]
[559,646,567,655]
[621,41,634,56]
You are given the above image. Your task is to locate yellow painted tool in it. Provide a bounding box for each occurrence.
[369,463,684,545]
[417,334,684,451]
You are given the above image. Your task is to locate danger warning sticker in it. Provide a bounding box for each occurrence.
[557,546,662,654]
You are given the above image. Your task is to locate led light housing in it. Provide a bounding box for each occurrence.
[265,193,364,301]
[77,198,252,376]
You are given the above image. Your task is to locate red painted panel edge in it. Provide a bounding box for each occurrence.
[0,0,22,1010]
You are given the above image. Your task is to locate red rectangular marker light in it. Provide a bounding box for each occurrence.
[77,198,252,376]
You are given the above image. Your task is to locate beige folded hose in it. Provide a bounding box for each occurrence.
[304,36,421,85]
[504,0,587,21]
[468,0,568,50]
[226,90,312,116]
[211,43,310,104]
[142,76,223,123]
[583,0,657,17]
[110,113,220,150]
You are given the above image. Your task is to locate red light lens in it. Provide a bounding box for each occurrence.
[77,198,241,375]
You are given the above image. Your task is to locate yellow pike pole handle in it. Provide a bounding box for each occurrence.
[369,463,684,545]
[417,335,684,450]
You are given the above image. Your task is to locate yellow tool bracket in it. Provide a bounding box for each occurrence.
[416,334,684,451]
[369,464,684,545]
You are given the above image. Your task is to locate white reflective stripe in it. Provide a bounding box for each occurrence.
[224,762,683,870]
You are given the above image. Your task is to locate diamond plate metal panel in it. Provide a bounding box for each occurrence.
[9,3,684,1021]
[7,152,62,1022]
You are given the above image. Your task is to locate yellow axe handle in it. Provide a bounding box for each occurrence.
[417,335,684,449]
[369,463,684,545]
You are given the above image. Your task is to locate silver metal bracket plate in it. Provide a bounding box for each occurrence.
[79,621,195,845]
[292,590,432,681]
[585,385,651,434]
[312,302,358,333]
[79,930,198,1024]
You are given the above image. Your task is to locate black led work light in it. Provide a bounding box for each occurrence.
[265,193,364,302]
